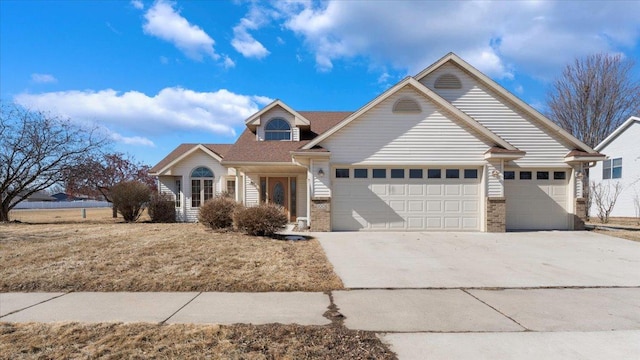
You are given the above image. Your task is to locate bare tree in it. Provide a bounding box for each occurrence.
[0,102,108,222]
[64,153,156,218]
[547,53,640,148]
[590,181,623,223]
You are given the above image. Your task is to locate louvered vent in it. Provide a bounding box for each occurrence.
[393,98,421,113]
[434,73,462,89]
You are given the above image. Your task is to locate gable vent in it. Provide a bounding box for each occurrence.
[393,98,421,113]
[434,73,462,89]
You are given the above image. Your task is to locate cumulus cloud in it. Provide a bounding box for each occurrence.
[231,4,271,59]
[131,0,144,10]
[142,0,217,61]
[14,88,273,144]
[31,73,57,83]
[273,1,640,79]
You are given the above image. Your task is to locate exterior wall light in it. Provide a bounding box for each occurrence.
[317,168,325,178]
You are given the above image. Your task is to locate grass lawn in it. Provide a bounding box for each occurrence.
[588,216,640,242]
[1,209,343,292]
[0,322,396,359]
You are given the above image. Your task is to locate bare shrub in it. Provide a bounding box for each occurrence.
[148,193,176,223]
[234,204,288,236]
[111,181,151,222]
[198,196,238,230]
[591,181,623,223]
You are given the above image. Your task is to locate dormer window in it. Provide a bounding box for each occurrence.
[265,118,292,141]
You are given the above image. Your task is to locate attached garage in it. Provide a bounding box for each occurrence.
[332,167,481,231]
[504,169,570,230]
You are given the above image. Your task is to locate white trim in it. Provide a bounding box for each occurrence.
[595,116,640,151]
[151,144,223,176]
[244,99,310,127]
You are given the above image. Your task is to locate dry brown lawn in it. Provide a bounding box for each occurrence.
[8,207,144,223]
[593,229,640,242]
[0,322,396,360]
[587,216,640,242]
[0,220,343,292]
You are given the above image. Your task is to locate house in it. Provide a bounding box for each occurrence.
[589,116,640,218]
[150,53,604,232]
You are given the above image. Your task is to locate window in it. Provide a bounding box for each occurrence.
[354,169,368,178]
[260,177,267,204]
[554,171,566,180]
[226,179,236,197]
[391,169,405,179]
[427,169,441,179]
[537,171,549,180]
[335,168,349,178]
[446,169,459,179]
[520,171,532,180]
[504,171,515,180]
[409,169,423,179]
[373,169,386,178]
[464,169,478,179]
[603,158,622,179]
[264,118,291,141]
[191,167,214,208]
[175,179,181,207]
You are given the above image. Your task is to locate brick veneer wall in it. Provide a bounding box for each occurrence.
[310,198,331,232]
[574,197,586,230]
[486,197,506,232]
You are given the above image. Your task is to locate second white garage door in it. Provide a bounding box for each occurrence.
[332,168,481,231]
[504,169,570,230]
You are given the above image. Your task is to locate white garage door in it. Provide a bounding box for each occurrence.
[332,168,481,231]
[505,169,569,230]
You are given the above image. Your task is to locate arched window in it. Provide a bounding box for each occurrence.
[393,98,421,113]
[265,118,292,141]
[191,166,214,207]
[434,73,462,89]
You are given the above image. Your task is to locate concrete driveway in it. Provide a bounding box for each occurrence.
[315,230,640,359]
[315,231,640,288]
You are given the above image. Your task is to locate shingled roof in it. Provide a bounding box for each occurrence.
[222,111,351,163]
[149,144,233,174]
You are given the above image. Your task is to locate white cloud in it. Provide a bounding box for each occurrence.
[131,0,144,10]
[14,88,273,143]
[142,0,218,61]
[109,131,155,147]
[274,1,640,79]
[231,4,270,59]
[223,55,236,68]
[31,73,57,83]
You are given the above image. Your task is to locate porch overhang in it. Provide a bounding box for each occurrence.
[483,147,526,160]
[564,150,606,164]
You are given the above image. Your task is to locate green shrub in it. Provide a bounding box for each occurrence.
[234,203,288,236]
[148,193,176,223]
[198,195,238,230]
[111,181,151,222]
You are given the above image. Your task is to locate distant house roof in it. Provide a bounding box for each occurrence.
[26,191,56,202]
[222,111,351,164]
[149,144,233,174]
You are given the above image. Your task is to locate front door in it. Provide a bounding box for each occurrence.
[268,177,290,220]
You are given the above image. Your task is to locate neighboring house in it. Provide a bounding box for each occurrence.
[151,53,604,232]
[25,191,56,202]
[590,116,640,218]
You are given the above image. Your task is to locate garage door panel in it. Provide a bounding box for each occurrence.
[505,171,569,230]
[332,169,480,231]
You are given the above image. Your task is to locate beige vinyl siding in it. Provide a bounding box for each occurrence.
[320,87,491,165]
[421,63,573,167]
[486,161,504,197]
[244,174,260,206]
[312,160,331,198]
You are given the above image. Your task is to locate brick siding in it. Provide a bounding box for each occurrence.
[486,197,506,232]
[310,198,331,232]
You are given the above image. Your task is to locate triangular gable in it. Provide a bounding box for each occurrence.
[595,116,640,151]
[245,99,311,130]
[415,52,597,154]
[303,77,517,151]
[150,144,223,175]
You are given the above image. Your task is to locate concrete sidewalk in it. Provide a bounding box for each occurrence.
[3,288,640,359]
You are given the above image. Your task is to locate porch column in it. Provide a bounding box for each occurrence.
[485,160,506,232]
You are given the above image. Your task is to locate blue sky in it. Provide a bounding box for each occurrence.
[2,0,639,167]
